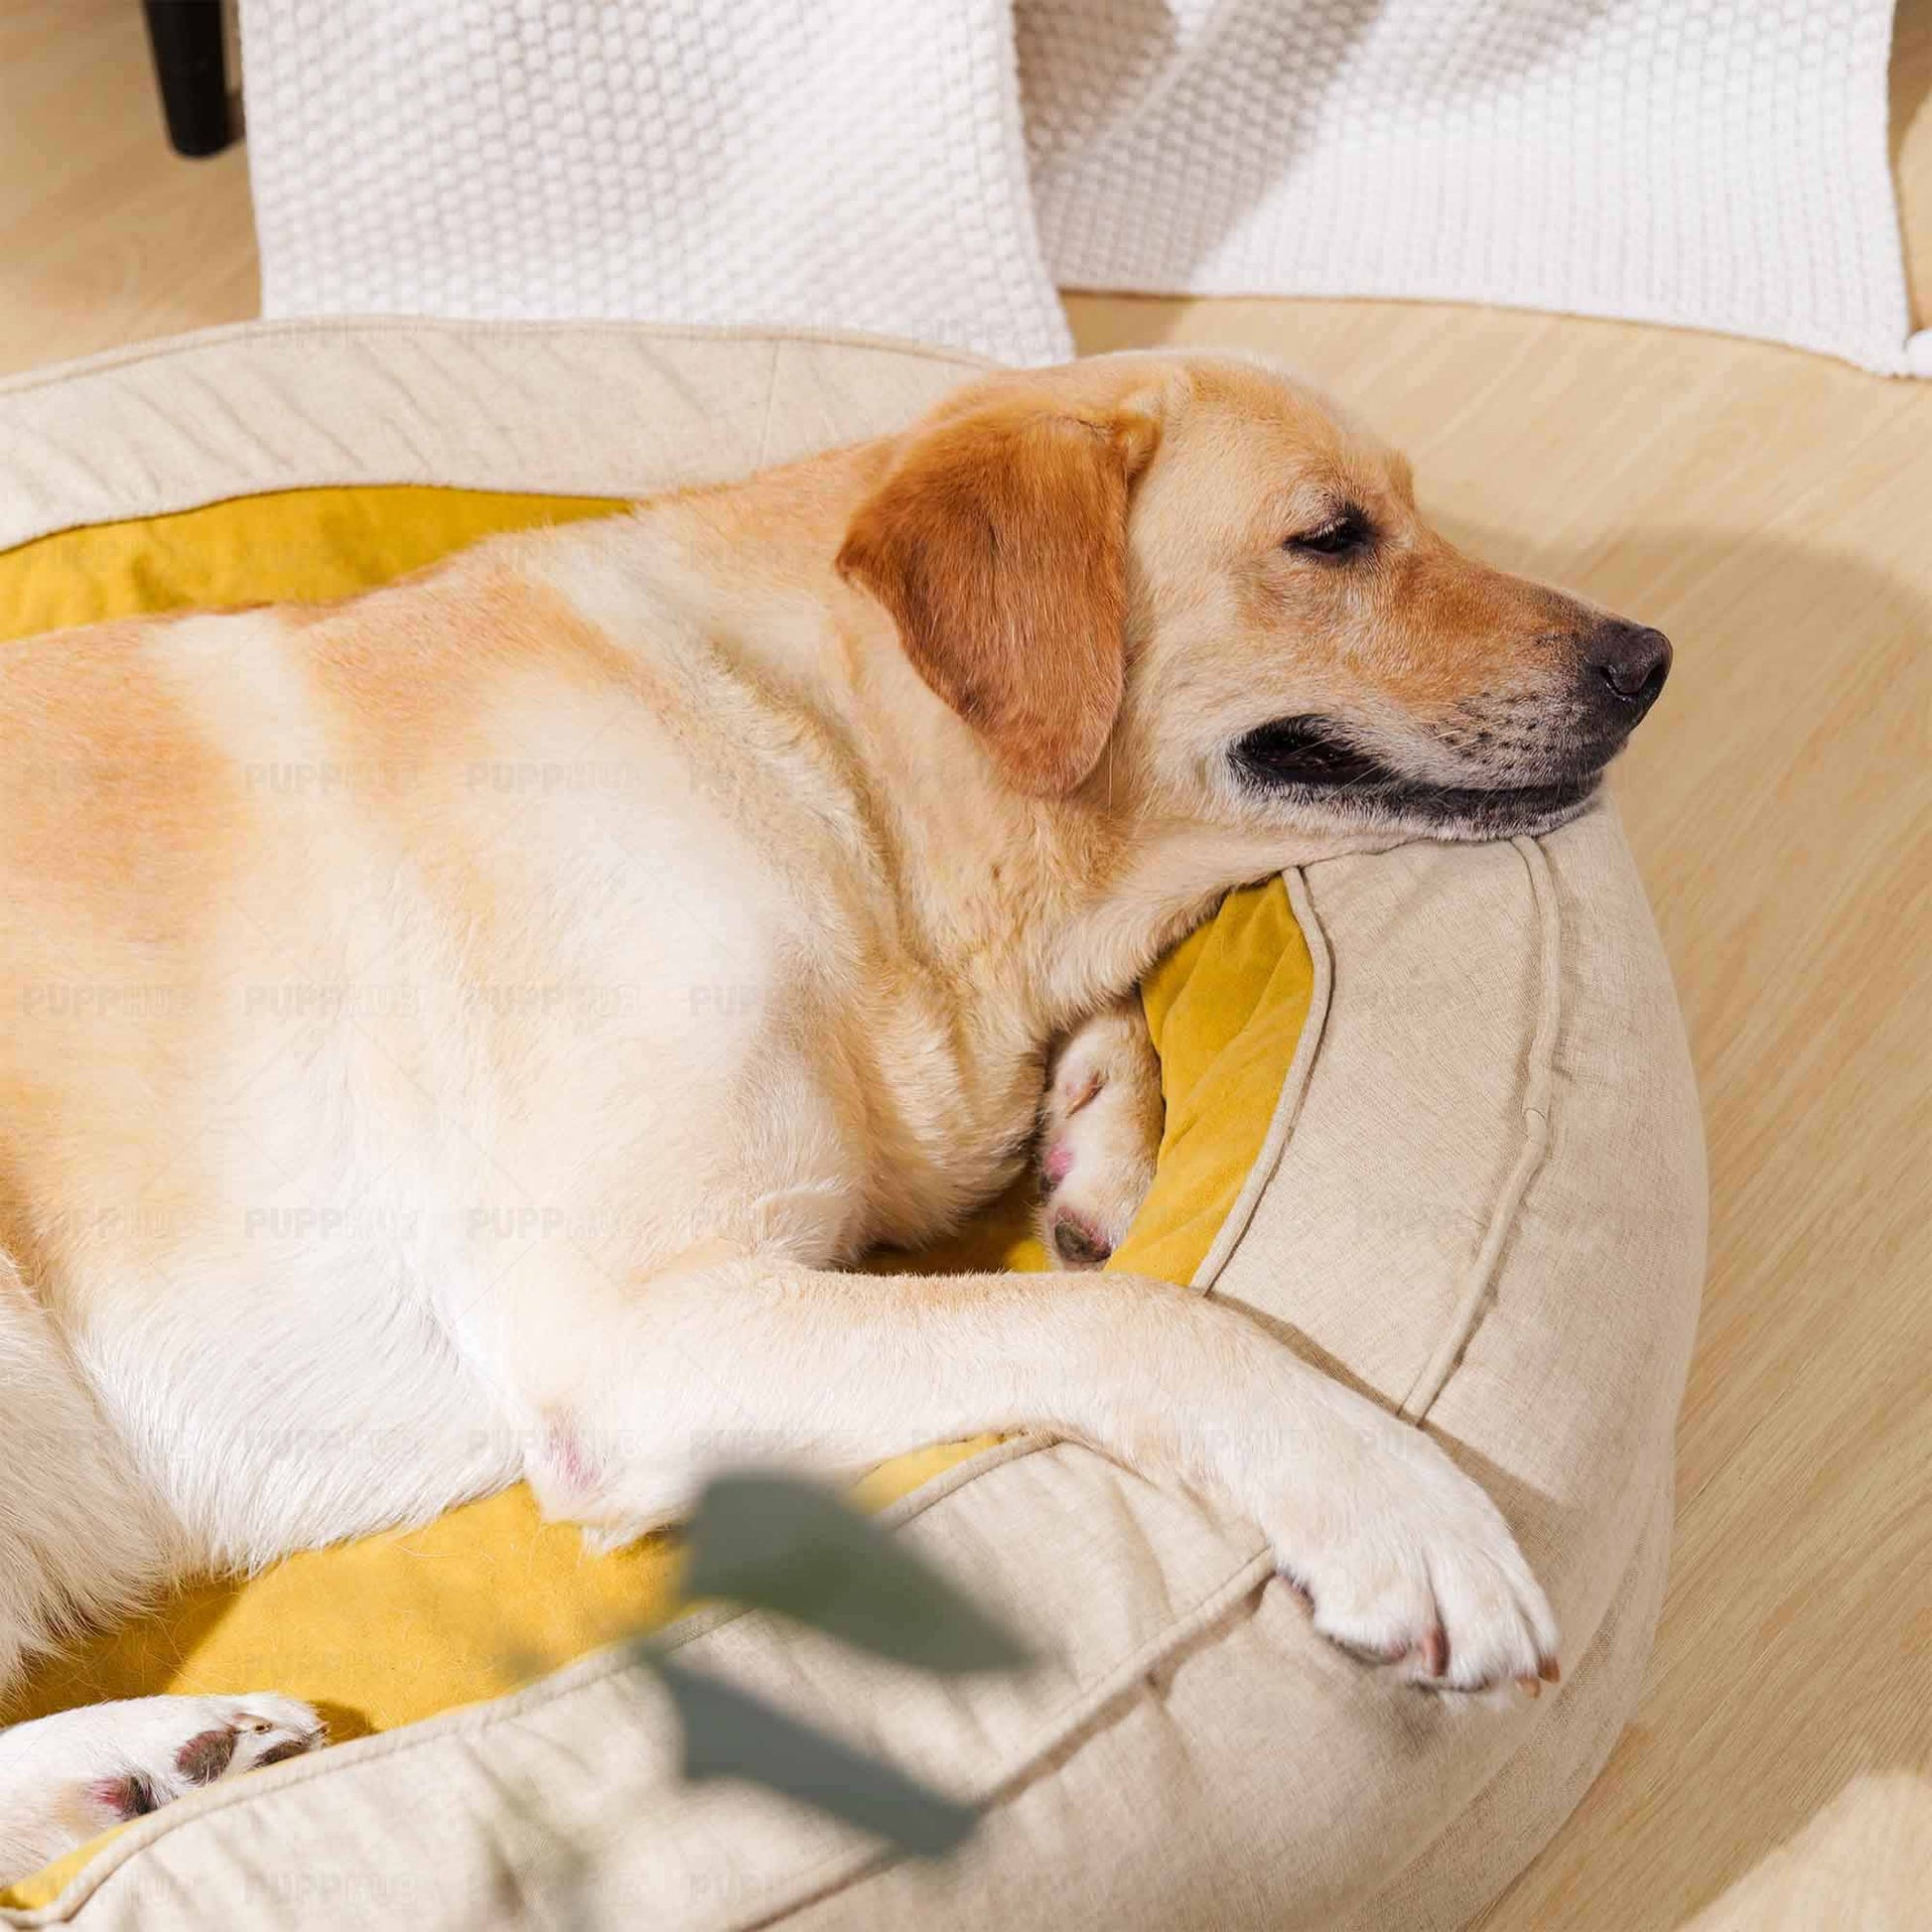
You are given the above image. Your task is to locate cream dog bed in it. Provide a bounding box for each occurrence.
[0,322,1706,1929]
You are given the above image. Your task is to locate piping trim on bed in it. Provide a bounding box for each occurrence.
[1189,866,1333,1295]
[1398,833,1564,1422]
[0,319,994,554]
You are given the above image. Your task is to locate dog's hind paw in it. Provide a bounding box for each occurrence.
[0,1693,325,1878]
[1035,995,1164,1269]
[87,1693,326,1817]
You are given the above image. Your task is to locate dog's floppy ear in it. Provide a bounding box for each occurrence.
[838,390,1161,796]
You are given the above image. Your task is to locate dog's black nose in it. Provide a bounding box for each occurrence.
[1587,621,1672,712]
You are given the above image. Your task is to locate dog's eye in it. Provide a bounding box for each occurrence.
[1285,509,1372,558]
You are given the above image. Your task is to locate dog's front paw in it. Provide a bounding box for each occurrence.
[1257,1406,1560,1696]
[1036,996,1163,1268]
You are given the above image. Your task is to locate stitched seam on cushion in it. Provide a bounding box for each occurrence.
[0,317,994,403]
[1399,835,1563,1422]
[0,321,994,554]
[1190,867,1333,1295]
[650,1433,1051,1658]
[0,1435,1059,1925]
[710,1548,1279,1932]
[752,341,785,470]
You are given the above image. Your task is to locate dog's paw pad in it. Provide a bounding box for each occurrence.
[87,1771,162,1820]
[1048,1209,1114,1268]
[173,1726,239,1783]
[87,1696,325,1822]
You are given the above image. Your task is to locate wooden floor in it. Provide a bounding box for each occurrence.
[2,3,1928,1925]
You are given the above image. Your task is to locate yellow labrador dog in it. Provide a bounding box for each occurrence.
[0,351,1669,1867]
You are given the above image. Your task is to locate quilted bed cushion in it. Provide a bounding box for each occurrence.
[0,322,1704,1929]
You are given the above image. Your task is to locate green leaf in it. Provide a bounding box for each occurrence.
[654,1655,977,1859]
[682,1472,1034,1675]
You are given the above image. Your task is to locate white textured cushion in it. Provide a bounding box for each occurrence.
[0,323,1705,1930]
[237,0,1073,364]
[234,2,1916,374]
[1023,0,1914,376]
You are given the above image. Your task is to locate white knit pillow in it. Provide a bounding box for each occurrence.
[238,2,1919,381]
[239,0,1072,364]
[1022,0,1919,376]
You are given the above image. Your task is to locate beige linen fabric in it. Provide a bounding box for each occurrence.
[0,322,1705,1930]
[0,319,992,551]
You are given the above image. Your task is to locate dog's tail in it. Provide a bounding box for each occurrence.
[0,1252,176,1703]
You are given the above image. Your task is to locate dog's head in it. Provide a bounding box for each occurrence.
[838,352,1669,842]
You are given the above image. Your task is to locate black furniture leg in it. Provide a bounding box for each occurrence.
[141,0,233,158]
